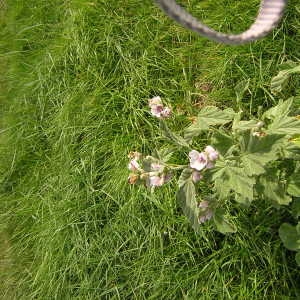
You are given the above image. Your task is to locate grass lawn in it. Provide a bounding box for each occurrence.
[1,0,300,298]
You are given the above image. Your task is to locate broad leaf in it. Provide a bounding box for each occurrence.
[233,119,258,132]
[154,147,175,163]
[292,198,300,219]
[258,172,292,205]
[184,106,235,141]
[142,156,156,172]
[267,116,300,135]
[288,172,300,197]
[160,120,189,147]
[211,131,235,156]
[235,79,250,102]
[213,209,237,234]
[235,193,251,207]
[240,132,284,176]
[213,162,255,201]
[263,98,294,120]
[178,168,193,188]
[271,65,300,94]
[177,180,200,231]
[279,223,300,251]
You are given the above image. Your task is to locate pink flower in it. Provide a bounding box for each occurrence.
[148,96,171,119]
[192,171,203,183]
[128,159,140,171]
[149,175,165,187]
[189,150,208,171]
[198,201,213,223]
[205,161,215,169]
[198,200,209,209]
[204,146,219,161]
[148,96,162,106]
[161,107,172,118]
[199,209,213,223]
[163,172,173,183]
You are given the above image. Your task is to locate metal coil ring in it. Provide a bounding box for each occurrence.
[155,0,288,44]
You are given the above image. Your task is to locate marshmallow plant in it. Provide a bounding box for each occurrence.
[128,67,300,265]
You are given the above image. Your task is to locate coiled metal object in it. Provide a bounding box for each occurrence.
[155,0,288,44]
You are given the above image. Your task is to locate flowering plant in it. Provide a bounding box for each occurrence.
[128,68,300,266]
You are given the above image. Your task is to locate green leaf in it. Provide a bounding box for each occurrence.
[213,162,255,201]
[292,198,300,219]
[295,252,300,266]
[177,180,200,231]
[240,132,284,176]
[213,209,237,234]
[211,131,235,157]
[154,147,175,163]
[178,168,193,188]
[235,193,251,207]
[235,79,250,102]
[263,98,294,120]
[160,120,190,148]
[142,156,156,172]
[233,119,258,132]
[258,172,292,206]
[271,65,300,94]
[184,106,235,141]
[288,172,300,197]
[267,116,300,135]
[279,223,300,251]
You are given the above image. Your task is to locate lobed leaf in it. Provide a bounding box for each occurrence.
[213,209,237,234]
[184,106,235,141]
[177,180,200,231]
[178,168,193,188]
[240,132,284,176]
[288,172,300,197]
[258,172,292,206]
[235,79,250,102]
[211,130,235,157]
[291,198,300,219]
[213,162,255,202]
[279,223,300,251]
[271,65,300,94]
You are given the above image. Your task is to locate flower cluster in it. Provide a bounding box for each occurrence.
[198,201,213,223]
[189,146,219,182]
[128,152,172,188]
[148,96,171,119]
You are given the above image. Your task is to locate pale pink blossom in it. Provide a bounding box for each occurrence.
[148,96,171,119]
[204,146,219,161]
[149,175,165,187]
[205,161,215,169]
[148,96,162,106]
[189,150,208,171]
[198,201,213,223]
[163,172,173,183]
[199,209,213,223]
[198,200,209,209]
[160,107,172,118]
[192,171,203,183]
[128,159,140,171]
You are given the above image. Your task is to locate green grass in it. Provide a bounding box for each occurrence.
[0,0,300,298]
